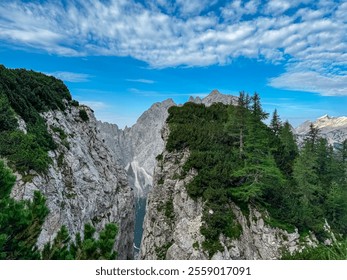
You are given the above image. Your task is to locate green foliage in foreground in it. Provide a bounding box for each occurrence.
[42,223,118,260]
[283,239,347,260]
[0,160,48,259]
[166,92,347,258]
[0,160,118,260]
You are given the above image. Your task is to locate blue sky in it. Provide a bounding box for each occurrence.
[0,0,346,128]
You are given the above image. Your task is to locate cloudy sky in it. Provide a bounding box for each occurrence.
[0,0,346,128]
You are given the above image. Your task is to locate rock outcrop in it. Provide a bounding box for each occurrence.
[296,114,347,146]
[11,104,134,259]
[199,89,238,106]
[97,98,176,197]
[140,124,315,260]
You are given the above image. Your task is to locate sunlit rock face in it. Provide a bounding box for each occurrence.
[296,115,347,146]
[12,104,135,259]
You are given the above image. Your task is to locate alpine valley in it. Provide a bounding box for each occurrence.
[0,65,346,260]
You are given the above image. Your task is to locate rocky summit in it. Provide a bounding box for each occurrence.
[296,114,347,146]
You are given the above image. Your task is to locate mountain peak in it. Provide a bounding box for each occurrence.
[296,115,347,145]
[201,90,238,106]
[209,89,221,96]
[318,114,331,120]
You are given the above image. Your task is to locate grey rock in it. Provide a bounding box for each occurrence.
[97,98,176,197]
[11,104,134,259]
[16,115,27,134]
[296,114,347,145]
[200,89,238,106]
[140,124,316,260]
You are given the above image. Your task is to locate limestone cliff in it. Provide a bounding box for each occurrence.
[97,90,237,198]
[140,124,316,260]
[296,115,347,146]
[11,104,134,259]
[97,99,176,198]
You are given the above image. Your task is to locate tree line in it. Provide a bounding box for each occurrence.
[166,92,347,258]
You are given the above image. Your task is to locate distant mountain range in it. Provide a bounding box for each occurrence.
[296,114,347,146]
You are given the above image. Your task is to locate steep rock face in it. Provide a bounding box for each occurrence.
[296,115,347,145]
[140,125,314,260]
[123,98,176,197]
[97,98,176,197]
[98,90,237,198]
[11,105,134,259]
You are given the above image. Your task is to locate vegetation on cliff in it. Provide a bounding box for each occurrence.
[166,92,347,258]
[0,66,118,259]
[0,64,77,173]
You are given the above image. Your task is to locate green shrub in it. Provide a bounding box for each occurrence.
[282,239,347,260]
[156,153,163,161]
[155,242,173,260]
[70,100,79,107]
[79,109,89,121]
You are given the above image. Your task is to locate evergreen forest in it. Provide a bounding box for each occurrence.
[166,92,347,258]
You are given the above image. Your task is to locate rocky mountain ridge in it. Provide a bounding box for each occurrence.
[11,104,135,259]
[296,114,347,145]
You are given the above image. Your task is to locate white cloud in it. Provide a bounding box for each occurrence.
[0,0,346,95]
[47,71,91,82]
[126,79,156,84]
[263,0,313,15]
[269,71,347,96]
[221,0,260,22]
[176,0,214,16]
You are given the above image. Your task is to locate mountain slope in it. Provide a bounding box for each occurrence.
[140,100,344,260]
[0,65,134,259]
[296,115,347,146]
[140,123,309,260]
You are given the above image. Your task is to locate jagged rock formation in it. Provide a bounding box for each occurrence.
[296,115,347,146]
[98,90,237,198]
[199,89,238,106]
[97,98,176,197]
[11,105,134,259]
[140,124,316,260]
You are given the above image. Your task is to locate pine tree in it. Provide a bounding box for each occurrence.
[227,91,251,157]
[0,94,18,132]
[305,123,319,150]
[0,160,48,259]
[230,95,284,203]
[42,226,72,260]
[250,92,269,121]
[293,138,324,234]
[43,223,119,260]
[277,121,298,175]
[270,109,282,136]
